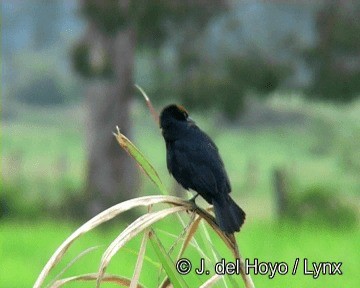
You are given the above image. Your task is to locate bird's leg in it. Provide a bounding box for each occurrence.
[189,193,199,204]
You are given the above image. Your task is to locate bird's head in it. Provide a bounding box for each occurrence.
[160,104,191,127]
[160,104,194,140]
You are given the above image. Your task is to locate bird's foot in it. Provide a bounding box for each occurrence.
[188,193,199,204]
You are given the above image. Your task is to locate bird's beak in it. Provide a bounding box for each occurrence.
[187,117,195,124]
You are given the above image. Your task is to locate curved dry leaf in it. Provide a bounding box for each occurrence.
[135,84,159,124]
[51,273,143,288]
[46,246,100,288]
[34,195,191,288]
[177,215,202,258]
[130,230,149,288]
[160,215,203,288]
[199,274,222,288]
[97,206,188,287]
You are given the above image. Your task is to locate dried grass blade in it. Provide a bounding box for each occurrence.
[199,222,228,288]
[175,213,210,261]
[51,273,143,288]
[135,84,159,124]
[199,274,222,288]
[238,255,255,288]
[177,215,202,258]
[46,246,100,288]
[159,215,203,288]
[196,212,255,288]
[194,207,236,252]
[34,195,191,288]
[97,206,188,287]
[129,229,149,288]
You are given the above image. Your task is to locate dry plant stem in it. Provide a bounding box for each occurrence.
[230,234,255,288]
[46,246,100,288]
[159,215,203,288]
[167,213,196,256]
[135,84,159,124]
[51,273,143,288]
[161,210,255,288]
[199,274,222,288]
[96,206,188,287]
[34,195,192,288]
[184,211,254,288]
[129,230,149,288]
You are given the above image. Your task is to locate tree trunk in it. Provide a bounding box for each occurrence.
[84,24,138,217]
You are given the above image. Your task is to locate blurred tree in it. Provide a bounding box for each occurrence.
[305,0,360,101]
[149,1,303,120]
[178,53,289,120]
[72,0,226,217]
[3,1,82,107]
[31,1,62,50]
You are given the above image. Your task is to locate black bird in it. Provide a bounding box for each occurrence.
[160,104,246,233]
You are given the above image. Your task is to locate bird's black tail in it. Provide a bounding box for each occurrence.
[213,195,246,234]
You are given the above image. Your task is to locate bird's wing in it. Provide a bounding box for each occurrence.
[173,136,231,199]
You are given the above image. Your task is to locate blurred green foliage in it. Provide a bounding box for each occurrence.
[305,2,360,102]
[7,50,82,108]
[81,0,127,36]
[2,105,85,219]
[286,185,358,229]
[184,55,288,119]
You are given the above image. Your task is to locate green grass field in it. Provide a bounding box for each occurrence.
[1,96,360,287]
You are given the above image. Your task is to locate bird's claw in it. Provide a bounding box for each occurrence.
[188,193,199,204]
